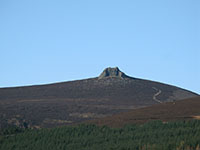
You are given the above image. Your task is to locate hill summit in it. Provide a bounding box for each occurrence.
[98,67,129,79]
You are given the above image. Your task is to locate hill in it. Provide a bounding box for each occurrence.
[0,67,198,128]
[87,96,200,127]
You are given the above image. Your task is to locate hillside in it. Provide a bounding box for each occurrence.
[0,67,198,128]
[87,96,200,127]
[1,120,200,150]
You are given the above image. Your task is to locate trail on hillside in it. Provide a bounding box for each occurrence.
[152,87,162,103]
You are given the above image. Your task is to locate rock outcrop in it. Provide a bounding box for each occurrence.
[98,67,129,79]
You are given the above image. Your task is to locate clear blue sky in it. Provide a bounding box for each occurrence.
[0,0,199,94]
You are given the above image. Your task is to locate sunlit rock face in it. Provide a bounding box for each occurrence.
[98,67,129,79]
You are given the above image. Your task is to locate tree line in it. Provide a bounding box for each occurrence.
[1,120,200,150]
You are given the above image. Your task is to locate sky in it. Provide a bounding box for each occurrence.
[0,0,199,94]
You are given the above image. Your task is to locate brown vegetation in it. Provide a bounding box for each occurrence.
[0,68,198,128]
[87,96,200,127]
